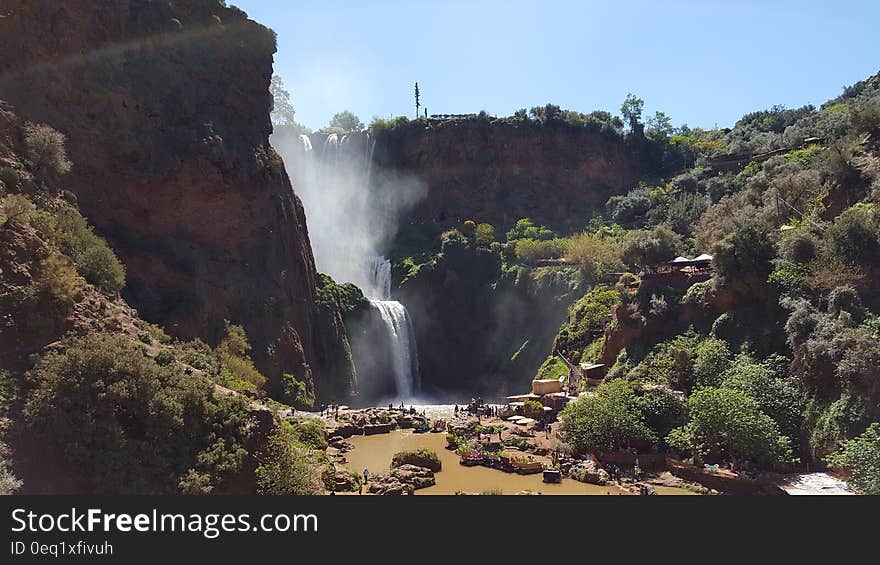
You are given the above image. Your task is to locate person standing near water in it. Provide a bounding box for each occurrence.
[363,468,369,484]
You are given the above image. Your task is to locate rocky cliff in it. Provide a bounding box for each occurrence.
[374,120,639,233]
[0,0,348,396]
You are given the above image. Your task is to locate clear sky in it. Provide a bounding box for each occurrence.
[232,0,880,131]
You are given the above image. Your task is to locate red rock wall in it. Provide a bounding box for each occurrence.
[375,120,639,231]
[0,0,322,390]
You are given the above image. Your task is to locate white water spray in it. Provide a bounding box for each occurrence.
[272,129,424,398]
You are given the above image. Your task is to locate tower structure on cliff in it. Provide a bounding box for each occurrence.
[415,82,421,119]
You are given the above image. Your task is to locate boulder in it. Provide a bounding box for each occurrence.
[570,460,611,485]
[368,464,435,494]
[390,464,436,490]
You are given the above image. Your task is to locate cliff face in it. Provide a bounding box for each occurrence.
[375,121,639,232]
[0,0,337,394]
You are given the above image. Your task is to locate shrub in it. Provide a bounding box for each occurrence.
[291,419,327,450]
[824,422,880,495]
[51,208,125,293]
[514,238,569,263]
[621,225,682,269]
[0,194,35,226]
[391,449,441,472]
[217,321,267,395]
[521,399,545,420]
[36,254,81,305]
[175,339,220,375]
[565,232,623,274]
[282,373,315,408]
[143,322,172,344]
[559,380,656,453]
[0,460,22,495]
[255,424,323,495]
[826,206,880,267]
[693,338,732,389]
[154,349,175,366]
[24,333,251,494]
[712,221,775,285]
[23,122,72,178]
[635,385,687,440]
[475,223,495,246]
[667,387,794,470]
[0,167,18,193]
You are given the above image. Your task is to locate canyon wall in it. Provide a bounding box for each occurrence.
[0,0,352,396]
[374,120,640,233]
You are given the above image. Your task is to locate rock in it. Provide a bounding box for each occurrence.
[331,469,359,492]
[368,464,435,494]
[389,464,436,490]
[570,460,611,486]
[0,0,355,398]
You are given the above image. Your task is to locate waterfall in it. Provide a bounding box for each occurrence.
[277,130,421,400]
[370,300,420,399]
[365,256,419,398]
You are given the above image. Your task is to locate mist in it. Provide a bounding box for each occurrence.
[271,129,425,299]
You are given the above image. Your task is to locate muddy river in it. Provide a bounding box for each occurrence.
[343,428,692,495]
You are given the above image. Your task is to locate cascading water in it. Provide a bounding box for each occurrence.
[367,258,419,398]
[275,129,421,399]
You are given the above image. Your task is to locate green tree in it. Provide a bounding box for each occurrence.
[667,387,794,470]
[255,423,323,495]
[620,93,644,134]
[693,338,733,389]
[621,225,682,269]
[559,380,656,453]
[270,75,297,126]
[328,110,365,132]
[825,422,880,494]
[646,111,674,140]
[712,221,776,285]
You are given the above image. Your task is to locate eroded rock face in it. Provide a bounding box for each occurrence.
[0,1,346,397]
[374,121,638,232]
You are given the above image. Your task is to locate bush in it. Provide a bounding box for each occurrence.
[521,399,545,420]
[36,253,81,305]
[291,419,327,450]
[514,238,569,263]
[23,122,72,178]
[712,221,775,285]
[621,225,682,269]
[51,208,125,293]
[391,449,441,472]
[825,206,880,267]
[565,232,624,274]
[824,422,880,495]
[282,373,315,408]
[475,223,495,246]
[559,380,656,453]
[693,338,732,389]
[24,333,251,494]
[667,387,794,470]
[255,424,323,495]
[0,460,22,495]
[0,194,35,226]
[635,385,687,440]
[154,349,176,366]
[217,321,267,395]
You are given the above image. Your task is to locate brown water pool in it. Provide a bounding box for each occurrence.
[343,429,694,495]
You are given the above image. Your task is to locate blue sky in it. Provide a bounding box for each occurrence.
[233,0,880,131]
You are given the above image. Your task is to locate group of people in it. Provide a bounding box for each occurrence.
[320,403,340,420]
